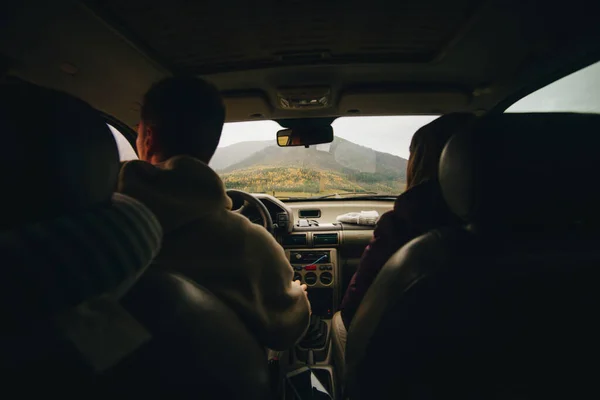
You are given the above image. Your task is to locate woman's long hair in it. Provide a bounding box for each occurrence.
[406,113,476,190]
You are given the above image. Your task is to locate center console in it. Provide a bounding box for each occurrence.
[279,256,337,399]
[285,248,338,318]
[283,317,336,399]
[280,248,339,398]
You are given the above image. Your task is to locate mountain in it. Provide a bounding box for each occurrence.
[210,140,271,170]
[330,137,407,178]
[217,137,407,176]
[212,137,408,195]
[222,143,346,173]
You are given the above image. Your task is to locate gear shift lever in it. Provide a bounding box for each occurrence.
[299,314,327,349]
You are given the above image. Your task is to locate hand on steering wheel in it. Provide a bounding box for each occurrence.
[226,189,275,235]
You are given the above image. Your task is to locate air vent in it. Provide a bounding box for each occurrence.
[282,234,307,246]
[299,209,321,218]
[313,233,339,246]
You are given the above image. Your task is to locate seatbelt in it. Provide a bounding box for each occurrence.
[56,295,151,372]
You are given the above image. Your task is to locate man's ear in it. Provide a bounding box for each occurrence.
[144,125,157,157]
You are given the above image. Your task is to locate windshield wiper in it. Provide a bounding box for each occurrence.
[339,194,397,200]
[311,191,379,199]
[276,195,311,200]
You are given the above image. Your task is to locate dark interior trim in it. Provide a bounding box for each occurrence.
[79,0,175,76]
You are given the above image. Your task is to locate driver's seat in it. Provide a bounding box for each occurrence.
[0,82,269,399]
[345,113,600,399]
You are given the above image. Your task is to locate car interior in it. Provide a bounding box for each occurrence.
[2,0,600,398]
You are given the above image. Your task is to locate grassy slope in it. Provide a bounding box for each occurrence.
[221,165,406,195]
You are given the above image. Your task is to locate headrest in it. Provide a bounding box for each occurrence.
[439,113,600,229]
[0,83,162,328]
[0,193,162,326]
[0,83,119,229]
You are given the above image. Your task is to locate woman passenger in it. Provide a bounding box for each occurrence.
[339,113,476,330]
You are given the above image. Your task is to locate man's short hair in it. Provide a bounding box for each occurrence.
[140,77,225,162]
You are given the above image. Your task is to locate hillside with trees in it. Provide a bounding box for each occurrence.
[211,137,407,197]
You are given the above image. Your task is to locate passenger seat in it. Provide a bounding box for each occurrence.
[345,113,600,399]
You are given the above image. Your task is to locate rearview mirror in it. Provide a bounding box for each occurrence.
[277,126,334,148]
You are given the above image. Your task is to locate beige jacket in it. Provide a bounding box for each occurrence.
[118,156,310,350]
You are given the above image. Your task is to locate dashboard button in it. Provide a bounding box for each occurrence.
[319,265,328,270]
[305,264,317,271]
[320,272,333,285]
[304,272,317,286]
[293,265,303,271]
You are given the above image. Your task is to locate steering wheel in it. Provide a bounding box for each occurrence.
[226,189,275,235]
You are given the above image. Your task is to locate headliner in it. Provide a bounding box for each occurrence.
[2,0,600,126]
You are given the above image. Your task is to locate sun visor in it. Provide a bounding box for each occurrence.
[222,93,272,122]
[338,91,471,115]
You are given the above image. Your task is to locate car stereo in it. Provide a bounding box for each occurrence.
[290,250,331,264]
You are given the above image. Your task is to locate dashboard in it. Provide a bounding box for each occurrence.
[244,194,395,319]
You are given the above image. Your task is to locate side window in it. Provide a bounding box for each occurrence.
[506,61,600,113]
[107,124,138,161]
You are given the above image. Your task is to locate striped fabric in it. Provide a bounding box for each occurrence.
[0,193,162,327]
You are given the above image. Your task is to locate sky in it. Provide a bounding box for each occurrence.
[218,116,438,160]
[109,125,138,161]
[112,60,600,161]
[506,60,600,113]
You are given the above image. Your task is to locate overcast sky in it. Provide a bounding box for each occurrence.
[114,61,600,161]
[506,60,600,114]
[218,116,438,159]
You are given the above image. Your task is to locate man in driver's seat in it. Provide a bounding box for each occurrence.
[119,77,310,350]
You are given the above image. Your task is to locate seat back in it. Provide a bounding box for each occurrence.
[0,82,162,391]
[346,114,600,399]
[105,270,270,399]
[0,83,269,399]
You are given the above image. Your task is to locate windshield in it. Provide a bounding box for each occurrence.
[210,116,438,199]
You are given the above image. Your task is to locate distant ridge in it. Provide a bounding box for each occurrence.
[210,137,407,194]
